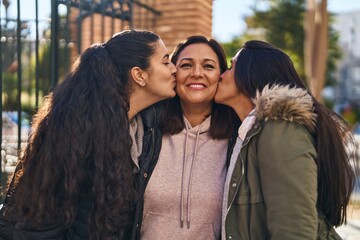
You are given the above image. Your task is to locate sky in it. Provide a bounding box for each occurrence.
[213,0,360,42]
[1,0,360,42]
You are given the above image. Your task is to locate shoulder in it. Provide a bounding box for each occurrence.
[254,106,317,164]
[260,118,314,143]
[140,103,162,129]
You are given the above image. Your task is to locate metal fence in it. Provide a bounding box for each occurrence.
[0,0,160,178]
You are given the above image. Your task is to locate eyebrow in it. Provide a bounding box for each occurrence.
[179,57,216,63]
[162,54,170,60]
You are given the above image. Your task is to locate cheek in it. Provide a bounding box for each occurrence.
[209,81,220,97]
[175,86,186,99]
[207,72,221,84]
[224,73,234,85]
[225,81,237,93]
[175,71,187,84]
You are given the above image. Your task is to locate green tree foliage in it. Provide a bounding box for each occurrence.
[222,0,341,87]
[221,34,264,64]
[248,0,305,78]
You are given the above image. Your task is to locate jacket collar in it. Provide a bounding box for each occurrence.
[253,84,317,133]
[140,104,159,129]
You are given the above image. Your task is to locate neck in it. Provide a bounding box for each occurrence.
[128,90,158,121]
[232,97,254,121]
[180,101,212,127]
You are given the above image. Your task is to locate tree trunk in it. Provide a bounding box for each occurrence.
[304,0,328,102]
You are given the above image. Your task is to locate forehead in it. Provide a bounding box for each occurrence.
[152,39,168,58]
[178,43,218,60]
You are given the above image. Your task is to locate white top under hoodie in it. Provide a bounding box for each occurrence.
[141,116,228,240]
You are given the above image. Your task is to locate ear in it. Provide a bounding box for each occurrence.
[130,66,147,87]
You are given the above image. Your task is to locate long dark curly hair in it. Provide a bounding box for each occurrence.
[3,29,160,239]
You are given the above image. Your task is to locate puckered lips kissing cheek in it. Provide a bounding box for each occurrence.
[172,75,177,87]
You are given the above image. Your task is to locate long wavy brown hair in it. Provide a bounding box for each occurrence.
[3,29,160,239]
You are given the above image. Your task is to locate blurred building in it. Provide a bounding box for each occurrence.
[147,0,212,50]
[69,0,213,57]
[332,10,360,106]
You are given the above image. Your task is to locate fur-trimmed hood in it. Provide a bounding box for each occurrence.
[253,84,317,133]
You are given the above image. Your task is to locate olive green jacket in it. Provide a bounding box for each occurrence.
[224,85,342,240]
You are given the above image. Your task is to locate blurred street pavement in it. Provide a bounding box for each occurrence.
[336,195,360,239]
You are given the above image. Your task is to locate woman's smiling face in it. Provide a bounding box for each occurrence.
[174,43,221,107]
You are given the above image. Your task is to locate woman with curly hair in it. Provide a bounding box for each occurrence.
[0,29,176,240]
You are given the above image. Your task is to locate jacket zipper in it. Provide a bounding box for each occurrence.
[148,106,157,161]
[227,126,261,210]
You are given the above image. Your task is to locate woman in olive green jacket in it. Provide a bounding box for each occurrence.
[215,40,356,239]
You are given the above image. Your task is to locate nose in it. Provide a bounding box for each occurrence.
[192,65,203,78]
[170,62,177,75]
[220,71,225,79]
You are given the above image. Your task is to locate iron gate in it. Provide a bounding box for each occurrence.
[0,0,160,182]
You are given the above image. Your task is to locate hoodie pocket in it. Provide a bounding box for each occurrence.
[141,211,217,240]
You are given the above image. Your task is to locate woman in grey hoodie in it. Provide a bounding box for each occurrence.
[140,36,239,240]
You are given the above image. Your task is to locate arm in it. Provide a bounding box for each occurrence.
[258,120,318,239]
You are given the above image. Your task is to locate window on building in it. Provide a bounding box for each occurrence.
[352,67,360,83]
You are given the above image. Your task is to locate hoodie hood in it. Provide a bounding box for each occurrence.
[183,116,211,135]
[253,84,317,133]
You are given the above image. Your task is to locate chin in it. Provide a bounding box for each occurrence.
[169,91,176,98]
[214,96,222,104]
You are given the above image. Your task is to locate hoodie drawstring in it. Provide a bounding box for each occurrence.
[180,123,202,229]
[180,128,188,228]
